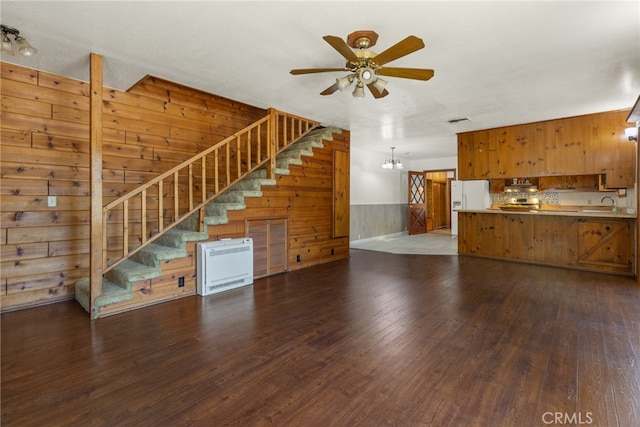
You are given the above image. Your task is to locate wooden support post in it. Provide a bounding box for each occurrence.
[89,53,104,319]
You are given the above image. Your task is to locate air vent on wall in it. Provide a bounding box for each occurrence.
[448,117,470,124]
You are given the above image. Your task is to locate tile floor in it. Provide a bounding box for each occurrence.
[349,230,458,255]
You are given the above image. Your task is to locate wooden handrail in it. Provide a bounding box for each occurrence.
[99,109,320,276]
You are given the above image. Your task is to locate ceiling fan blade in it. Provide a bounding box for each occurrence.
[371,35,425,66]
[367,83,389,99]
[320,83,340,96]
[290,67,348,75]
[323,35,359,64]
[376,67,435,81]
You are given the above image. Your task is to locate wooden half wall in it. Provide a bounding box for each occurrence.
[0,61,350,312]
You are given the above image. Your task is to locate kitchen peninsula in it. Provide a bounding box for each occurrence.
[458,208,635,275]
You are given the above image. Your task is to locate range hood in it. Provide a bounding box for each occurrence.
[503,182,539,193]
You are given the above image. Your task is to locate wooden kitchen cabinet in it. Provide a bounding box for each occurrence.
[457,110,634,186]
[577,218,633,272]
[505,214,535,261]
[458,130,492,179]
[538,174,599,191]
[458,211,634,275]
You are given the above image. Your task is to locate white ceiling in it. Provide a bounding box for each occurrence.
[2,1,639,160]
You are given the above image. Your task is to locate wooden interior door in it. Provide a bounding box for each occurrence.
[433,182,447,228]
[408,171,426,235]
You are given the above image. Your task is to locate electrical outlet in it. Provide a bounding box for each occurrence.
[296,255,301,262]
[331,248,334,255]
[178,277,185,287]
[47,196,57,207]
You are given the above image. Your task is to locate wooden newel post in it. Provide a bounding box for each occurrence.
[89,53,104,318]
[267,108,277,179]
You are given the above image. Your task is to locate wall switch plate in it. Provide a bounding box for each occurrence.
[47,196,57,207]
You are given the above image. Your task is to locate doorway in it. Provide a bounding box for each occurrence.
[408,169,456,235]
[408,171,426,235]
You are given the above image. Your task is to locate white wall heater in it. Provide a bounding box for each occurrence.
[196,238,254,296]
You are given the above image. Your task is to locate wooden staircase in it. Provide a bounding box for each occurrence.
[75,125,341,318]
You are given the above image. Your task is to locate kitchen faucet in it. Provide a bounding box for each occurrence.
[601,196,615,209]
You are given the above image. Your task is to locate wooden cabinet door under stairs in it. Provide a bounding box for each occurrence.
[246,218,288,278]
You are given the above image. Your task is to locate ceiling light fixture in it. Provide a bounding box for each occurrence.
[624,127,638,141]
[372,77,387,93]
[382,147,403,170]
[352,81,365,99]
[336,74,355,91]
[291,30,434,100]
[358,66,376,84]
[1,25,37,57]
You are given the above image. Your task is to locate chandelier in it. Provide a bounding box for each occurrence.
[382,147,403,170]
[1,25,37,57]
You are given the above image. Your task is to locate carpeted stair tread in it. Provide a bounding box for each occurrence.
[104,259,161,287]
[273,167,290,176]
[232,177,276,190]
[215,189,262,203]
[203,215,230,225]
[210,201,246,210]
[277,158,302,168]
[281,148,313,158]
[133,243,187,267]
[155,229,209,248]
[95,279,134,307]
[74,277,133,314]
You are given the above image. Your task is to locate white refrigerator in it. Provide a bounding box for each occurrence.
[451,180,492,236]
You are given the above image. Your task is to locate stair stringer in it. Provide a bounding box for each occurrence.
[74,127,341,317]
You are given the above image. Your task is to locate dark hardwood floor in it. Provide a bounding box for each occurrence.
[2,250,639,426]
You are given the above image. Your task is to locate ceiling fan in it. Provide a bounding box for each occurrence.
[290,30,434,99]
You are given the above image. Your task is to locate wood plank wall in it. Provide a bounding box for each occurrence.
[0,62,349,313]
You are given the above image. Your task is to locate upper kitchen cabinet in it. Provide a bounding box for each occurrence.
[457,110,634,187]
[458,129,492,179]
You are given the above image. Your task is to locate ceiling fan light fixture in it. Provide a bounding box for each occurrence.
[0,25,36,57]
[358,66,376,84]
[336,74,355,91]
[14,35,36,56]
[290,31,433,100]
[372,77,387,93]
[352,82,365,99]
[1,33,13,55]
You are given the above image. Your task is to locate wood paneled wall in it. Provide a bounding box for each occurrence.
[0,62,349,312]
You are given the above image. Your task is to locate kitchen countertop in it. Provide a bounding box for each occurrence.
[458,208,636,219]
